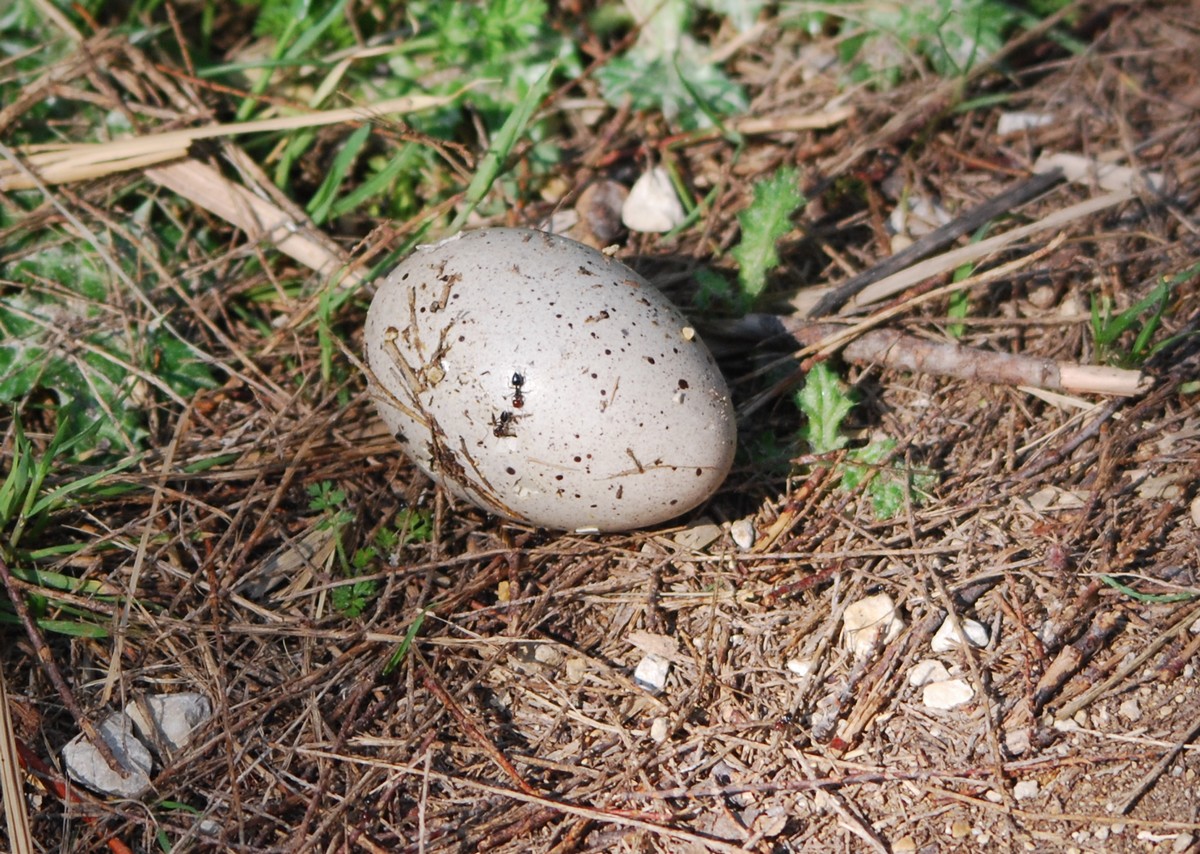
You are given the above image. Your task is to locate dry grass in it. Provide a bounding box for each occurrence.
[2,3,1199,852]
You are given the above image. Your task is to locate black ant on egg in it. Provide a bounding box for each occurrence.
[491,410,519,438]
[510,372,525,409]
[490,371,528,438]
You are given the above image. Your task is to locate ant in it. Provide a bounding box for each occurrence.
[510,372,525,409]
[491,410,519,438]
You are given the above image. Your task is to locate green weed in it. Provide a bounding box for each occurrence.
[595,0,750,130]
[1090,263,1198,368]
[307,482,432,619]
[731,167,807,305]
[796,363,937,519]
[783,0,1022,87]
[0,410,133,636]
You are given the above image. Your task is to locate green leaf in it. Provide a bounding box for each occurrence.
[307,123,372,225]
[383,608,428,675]
[796,362,854,456]
[331,579,378,619]
[596,48,747,131]
[449,62,556,232]
[731,166,805,300]
[699,0,764,32]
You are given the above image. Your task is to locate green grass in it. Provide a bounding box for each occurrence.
[1090,262,1199,368]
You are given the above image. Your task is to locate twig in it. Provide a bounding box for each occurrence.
[840,187,1137,312]
[420,661,539,797]
[144,159,360,285]
[0,89,483,190]
[0,668,34,854]
[807,168,1064,317]
[782,322,1148,396]
[0,553,124,775]
[1055,601,1200,721]
[1115,707,1200,815]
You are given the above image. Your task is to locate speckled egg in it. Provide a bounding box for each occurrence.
[363,227,736,532]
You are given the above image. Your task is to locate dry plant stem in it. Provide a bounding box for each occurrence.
[733,236,1144,418]
[0,668,34,854]
[807,168,1064,317]
[420,660,539,797]
[844,187,1138,311]
[0,90,483,190]
[777,321,1148,397]
[1055,600,1200,721]
[297,747,751,854]
[145,159,361,286]
[0,553,124,774]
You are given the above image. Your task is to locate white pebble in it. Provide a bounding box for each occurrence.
[622,166,686,233]
[1117,698,1142,722]
[997,111,1055,135]
[931,616,990,652]
[842,593,905,658]
[908,659,951,687]
[125,692,212,755]
[1191,493,1200,528]
[786,658,813,677]
[650,716,670,743]
[729,517,756,550]
[634,653,671,693]
[1013,779,1040,800]
[922,678,974,710]
[62,712,153,798]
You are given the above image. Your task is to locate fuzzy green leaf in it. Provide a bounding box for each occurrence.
[796,362,854,455]
[731,166,805,300]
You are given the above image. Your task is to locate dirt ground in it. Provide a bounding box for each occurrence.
[3,2,1200,852]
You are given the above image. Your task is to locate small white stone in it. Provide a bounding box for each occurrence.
[931,616,990,652]
[922,678,974,710]
[62,712,153,798]
[888,195,951,239]
[908,659,951,687]
[1173,832,1195,853]
[1005,727,1031,755]
[1026,285,1057,310]
[984,789,1004,803]
[842,593,905,658]
[1191,493,1200,528]
[1013,779,1040,800]
[649,716,670,743]
[997,111,1055,135]
[125,692,212,755]
[730,517,756,551]
[1094,826,1109,842]
[633,653,671,693]
[534,644,564,666]
[621,166,686,233]
[565,657,588,682]
[786,658,813,677]
[1118,698,1142,722]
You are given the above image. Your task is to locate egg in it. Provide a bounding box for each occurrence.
[363,227,736,532]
